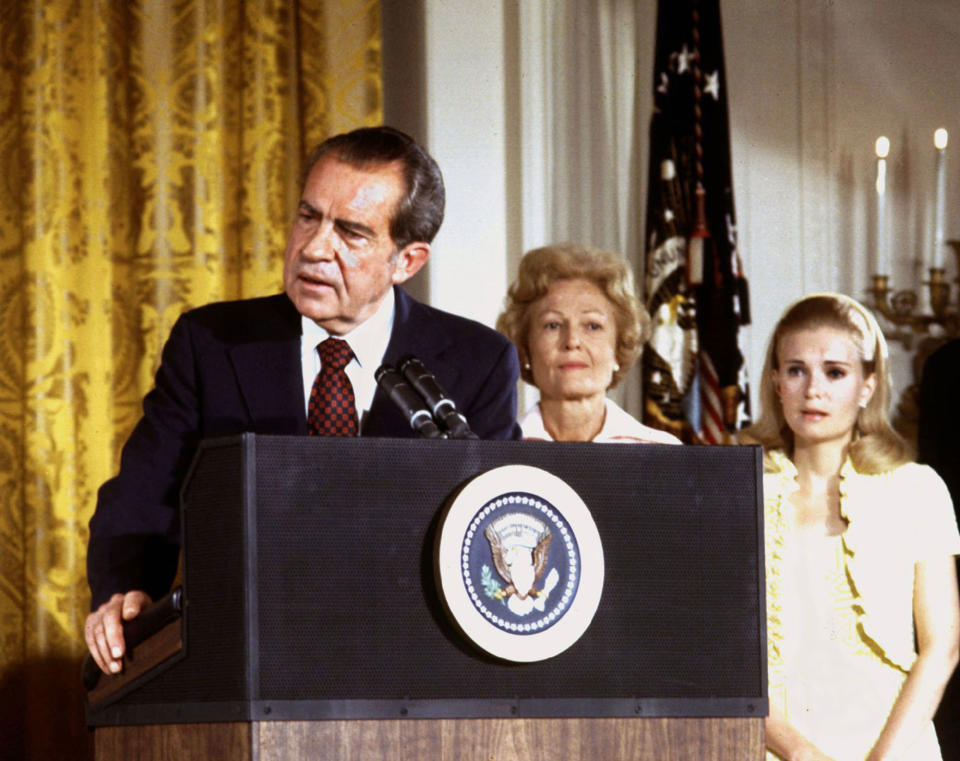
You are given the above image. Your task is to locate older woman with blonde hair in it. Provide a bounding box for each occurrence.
[497,243,678,444]
[742,293,960,760]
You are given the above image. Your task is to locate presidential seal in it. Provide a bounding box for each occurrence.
[437,465,604,662]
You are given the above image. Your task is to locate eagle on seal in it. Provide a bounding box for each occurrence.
[484,525,552,600]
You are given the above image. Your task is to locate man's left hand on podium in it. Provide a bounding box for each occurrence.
[84,589,152,675]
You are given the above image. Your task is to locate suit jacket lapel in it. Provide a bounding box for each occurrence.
[364,287,456,436]
[228,290,449,437]
[230,295,307,434]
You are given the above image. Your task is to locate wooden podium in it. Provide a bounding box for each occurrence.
[87,435,766,760]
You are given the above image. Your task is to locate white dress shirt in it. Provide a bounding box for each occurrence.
[299,288,395,428]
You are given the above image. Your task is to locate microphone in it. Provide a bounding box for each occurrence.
[375,364,445,438]
[398,356,477,439]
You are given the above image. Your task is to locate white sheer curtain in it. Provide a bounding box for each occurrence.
[514,0,656,416]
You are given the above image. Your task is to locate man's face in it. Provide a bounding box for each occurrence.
[284,156,419,334]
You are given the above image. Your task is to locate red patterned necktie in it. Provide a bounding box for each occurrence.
[308,338,358,437]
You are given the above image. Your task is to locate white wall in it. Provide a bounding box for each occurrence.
[725,0,960,417]
[383,0,960,421]
[383,0,514,329]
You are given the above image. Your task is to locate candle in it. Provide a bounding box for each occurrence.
[933,128,948,269]
[875,136,889,275]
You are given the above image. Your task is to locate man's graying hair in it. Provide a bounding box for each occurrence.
[305,126,445,249]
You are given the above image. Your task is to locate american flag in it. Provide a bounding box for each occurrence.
[641,0,750,445]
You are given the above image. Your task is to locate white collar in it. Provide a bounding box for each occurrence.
[519,398,681,444]
[300,287,395,369]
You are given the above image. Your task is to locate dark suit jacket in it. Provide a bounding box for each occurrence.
[87,287,521,607]
[918,338,960,510]
[917,339,960,760]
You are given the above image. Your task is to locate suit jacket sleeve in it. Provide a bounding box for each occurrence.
[87,295,304,609]
[87,312,202,609]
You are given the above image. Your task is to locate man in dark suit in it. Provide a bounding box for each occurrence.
[918,338,960,761]
[84,126,521,674]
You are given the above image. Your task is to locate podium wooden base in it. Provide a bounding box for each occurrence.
[95,717,763,760]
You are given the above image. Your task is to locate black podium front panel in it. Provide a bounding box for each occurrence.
[87,435,765,725]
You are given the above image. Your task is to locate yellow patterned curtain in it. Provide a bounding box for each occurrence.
[0,1,380,758]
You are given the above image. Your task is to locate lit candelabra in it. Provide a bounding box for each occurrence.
[868,129,957,347]
[869,243,960,347]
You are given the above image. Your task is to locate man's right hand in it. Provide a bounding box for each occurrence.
[84,590,151,675]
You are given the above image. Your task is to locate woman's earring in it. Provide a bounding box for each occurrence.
[522,361,531,371]
[613,363,621,372]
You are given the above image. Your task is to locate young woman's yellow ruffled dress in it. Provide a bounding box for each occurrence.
[764,450,960,760]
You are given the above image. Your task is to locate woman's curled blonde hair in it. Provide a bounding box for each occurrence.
[740,292,911,473]
[496,243,649,389]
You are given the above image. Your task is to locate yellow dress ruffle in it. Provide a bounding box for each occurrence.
[764,450,960,761]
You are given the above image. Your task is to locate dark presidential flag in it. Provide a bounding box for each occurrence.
[641,0,750,444]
